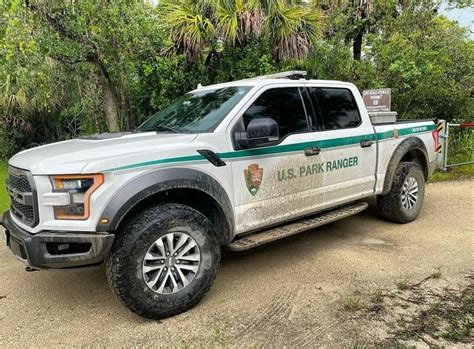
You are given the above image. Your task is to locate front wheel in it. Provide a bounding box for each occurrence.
[106,203,221,319]
[377,162,426,223]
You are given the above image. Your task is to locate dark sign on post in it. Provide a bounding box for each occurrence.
[362,88,391,112]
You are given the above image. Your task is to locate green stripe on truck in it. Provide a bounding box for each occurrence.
[106,124,435,172]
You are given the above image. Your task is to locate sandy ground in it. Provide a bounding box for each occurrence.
[0,180,473,347]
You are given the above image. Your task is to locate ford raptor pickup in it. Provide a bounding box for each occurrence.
[1,71,438,319]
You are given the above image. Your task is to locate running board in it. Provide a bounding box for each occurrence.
[227,202,368,252]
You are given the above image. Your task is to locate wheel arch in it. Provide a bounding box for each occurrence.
[382,137,429,195]
[97,168,234,245]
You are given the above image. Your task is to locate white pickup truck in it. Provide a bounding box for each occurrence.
[2,71,438,319]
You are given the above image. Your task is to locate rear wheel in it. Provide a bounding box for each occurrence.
[106,203,220,319]
[377,162,425,223]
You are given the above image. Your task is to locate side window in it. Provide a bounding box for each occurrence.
[309,87,361,130]
[242,87,309,139]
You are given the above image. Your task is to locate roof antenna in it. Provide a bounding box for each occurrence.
[197,83,203,89]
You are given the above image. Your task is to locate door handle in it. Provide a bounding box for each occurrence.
[304,146,321,156]
[360,139,373,148]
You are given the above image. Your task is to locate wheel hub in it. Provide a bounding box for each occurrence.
[165,257,176,267]
[401,176,419,210]
[142,232,201,295]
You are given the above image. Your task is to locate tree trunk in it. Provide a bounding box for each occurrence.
[353,30,363,61]
[205,49,220,84]
[120,89,132,131]
[95,60,120,132]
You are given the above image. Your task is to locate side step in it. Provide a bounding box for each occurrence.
[227,202,368,252]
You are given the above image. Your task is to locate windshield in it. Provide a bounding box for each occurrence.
[138,86,251,133]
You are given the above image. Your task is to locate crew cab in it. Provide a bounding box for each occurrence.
[1,71,438,319]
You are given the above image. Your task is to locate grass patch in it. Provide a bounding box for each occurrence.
[367,289,386,313]
[392,274,474,344]
[371,289,385,306]
[372,289,385,304]
[343,295,362,312]
[396,279,410,291]
[358,271,473,346]
[0,162,8,212]
[208,328,229,347]
[429,165,474,183]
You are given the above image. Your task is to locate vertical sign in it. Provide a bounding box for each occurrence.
[362,88,391,112]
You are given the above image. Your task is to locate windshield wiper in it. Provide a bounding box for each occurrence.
[151,125,179,133]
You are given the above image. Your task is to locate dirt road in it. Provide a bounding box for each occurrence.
[1,180,473,347]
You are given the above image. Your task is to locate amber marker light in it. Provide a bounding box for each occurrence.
[50,174,104,220]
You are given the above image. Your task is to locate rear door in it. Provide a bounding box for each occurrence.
[305,85,377,206]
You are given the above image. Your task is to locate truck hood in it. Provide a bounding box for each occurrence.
[9,132,198,175]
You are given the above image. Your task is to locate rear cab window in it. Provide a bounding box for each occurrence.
[308,87,362,130]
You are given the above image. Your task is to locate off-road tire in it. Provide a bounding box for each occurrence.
[106,203,220,319]
[377,162,425,224]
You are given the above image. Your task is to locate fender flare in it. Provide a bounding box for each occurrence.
[96,168,234,239]
[382,137,429,195]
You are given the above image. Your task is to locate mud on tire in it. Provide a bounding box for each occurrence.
[106,203,221,319]
[377,162,426,224]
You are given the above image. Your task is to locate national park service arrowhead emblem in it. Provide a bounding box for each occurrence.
[244,164,263,196]
[393,128,399,139]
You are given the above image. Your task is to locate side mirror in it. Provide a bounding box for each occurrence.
[235,118,279,148]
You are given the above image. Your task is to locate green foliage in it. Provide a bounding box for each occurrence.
[0,0,473,160]
[0,0,188,156]
[0,162,9,212]
[302,36,355,80]
[447,126,474,164]
[215,39,277,82]
[342,294,362,312]
[133,55,199,125]
[430,166,474,182]
[297,2,474,125]
[159,0,324,61]
[368,9,474,121]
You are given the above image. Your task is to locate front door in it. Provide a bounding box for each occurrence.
[229,85,326,234]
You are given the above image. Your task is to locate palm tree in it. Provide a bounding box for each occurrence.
[0,75,31,117]
[158,0,324,61]
[265,0,324,60]
[159,0,216,60]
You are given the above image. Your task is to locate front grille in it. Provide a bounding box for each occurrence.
[11,200,35,225]
[7,166,38,227]
[8,171,31,192]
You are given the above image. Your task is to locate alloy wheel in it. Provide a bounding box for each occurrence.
[401,176,419,210]
[142,232,201,294]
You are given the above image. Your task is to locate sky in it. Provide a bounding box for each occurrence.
[439,3,474,38]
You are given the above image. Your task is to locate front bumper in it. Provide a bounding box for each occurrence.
[1,211,114,270]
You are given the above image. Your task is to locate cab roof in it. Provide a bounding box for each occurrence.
[192,71,357,92]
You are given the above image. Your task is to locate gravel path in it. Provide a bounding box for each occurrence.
[1,180,473,347]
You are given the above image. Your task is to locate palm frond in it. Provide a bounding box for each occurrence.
[159,0,216,59]
[215,0,264,45]
[0,75,32,115]
[266,0,324,60]
[215,0,243,45]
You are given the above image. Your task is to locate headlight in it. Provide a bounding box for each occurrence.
[50,174,104,220]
